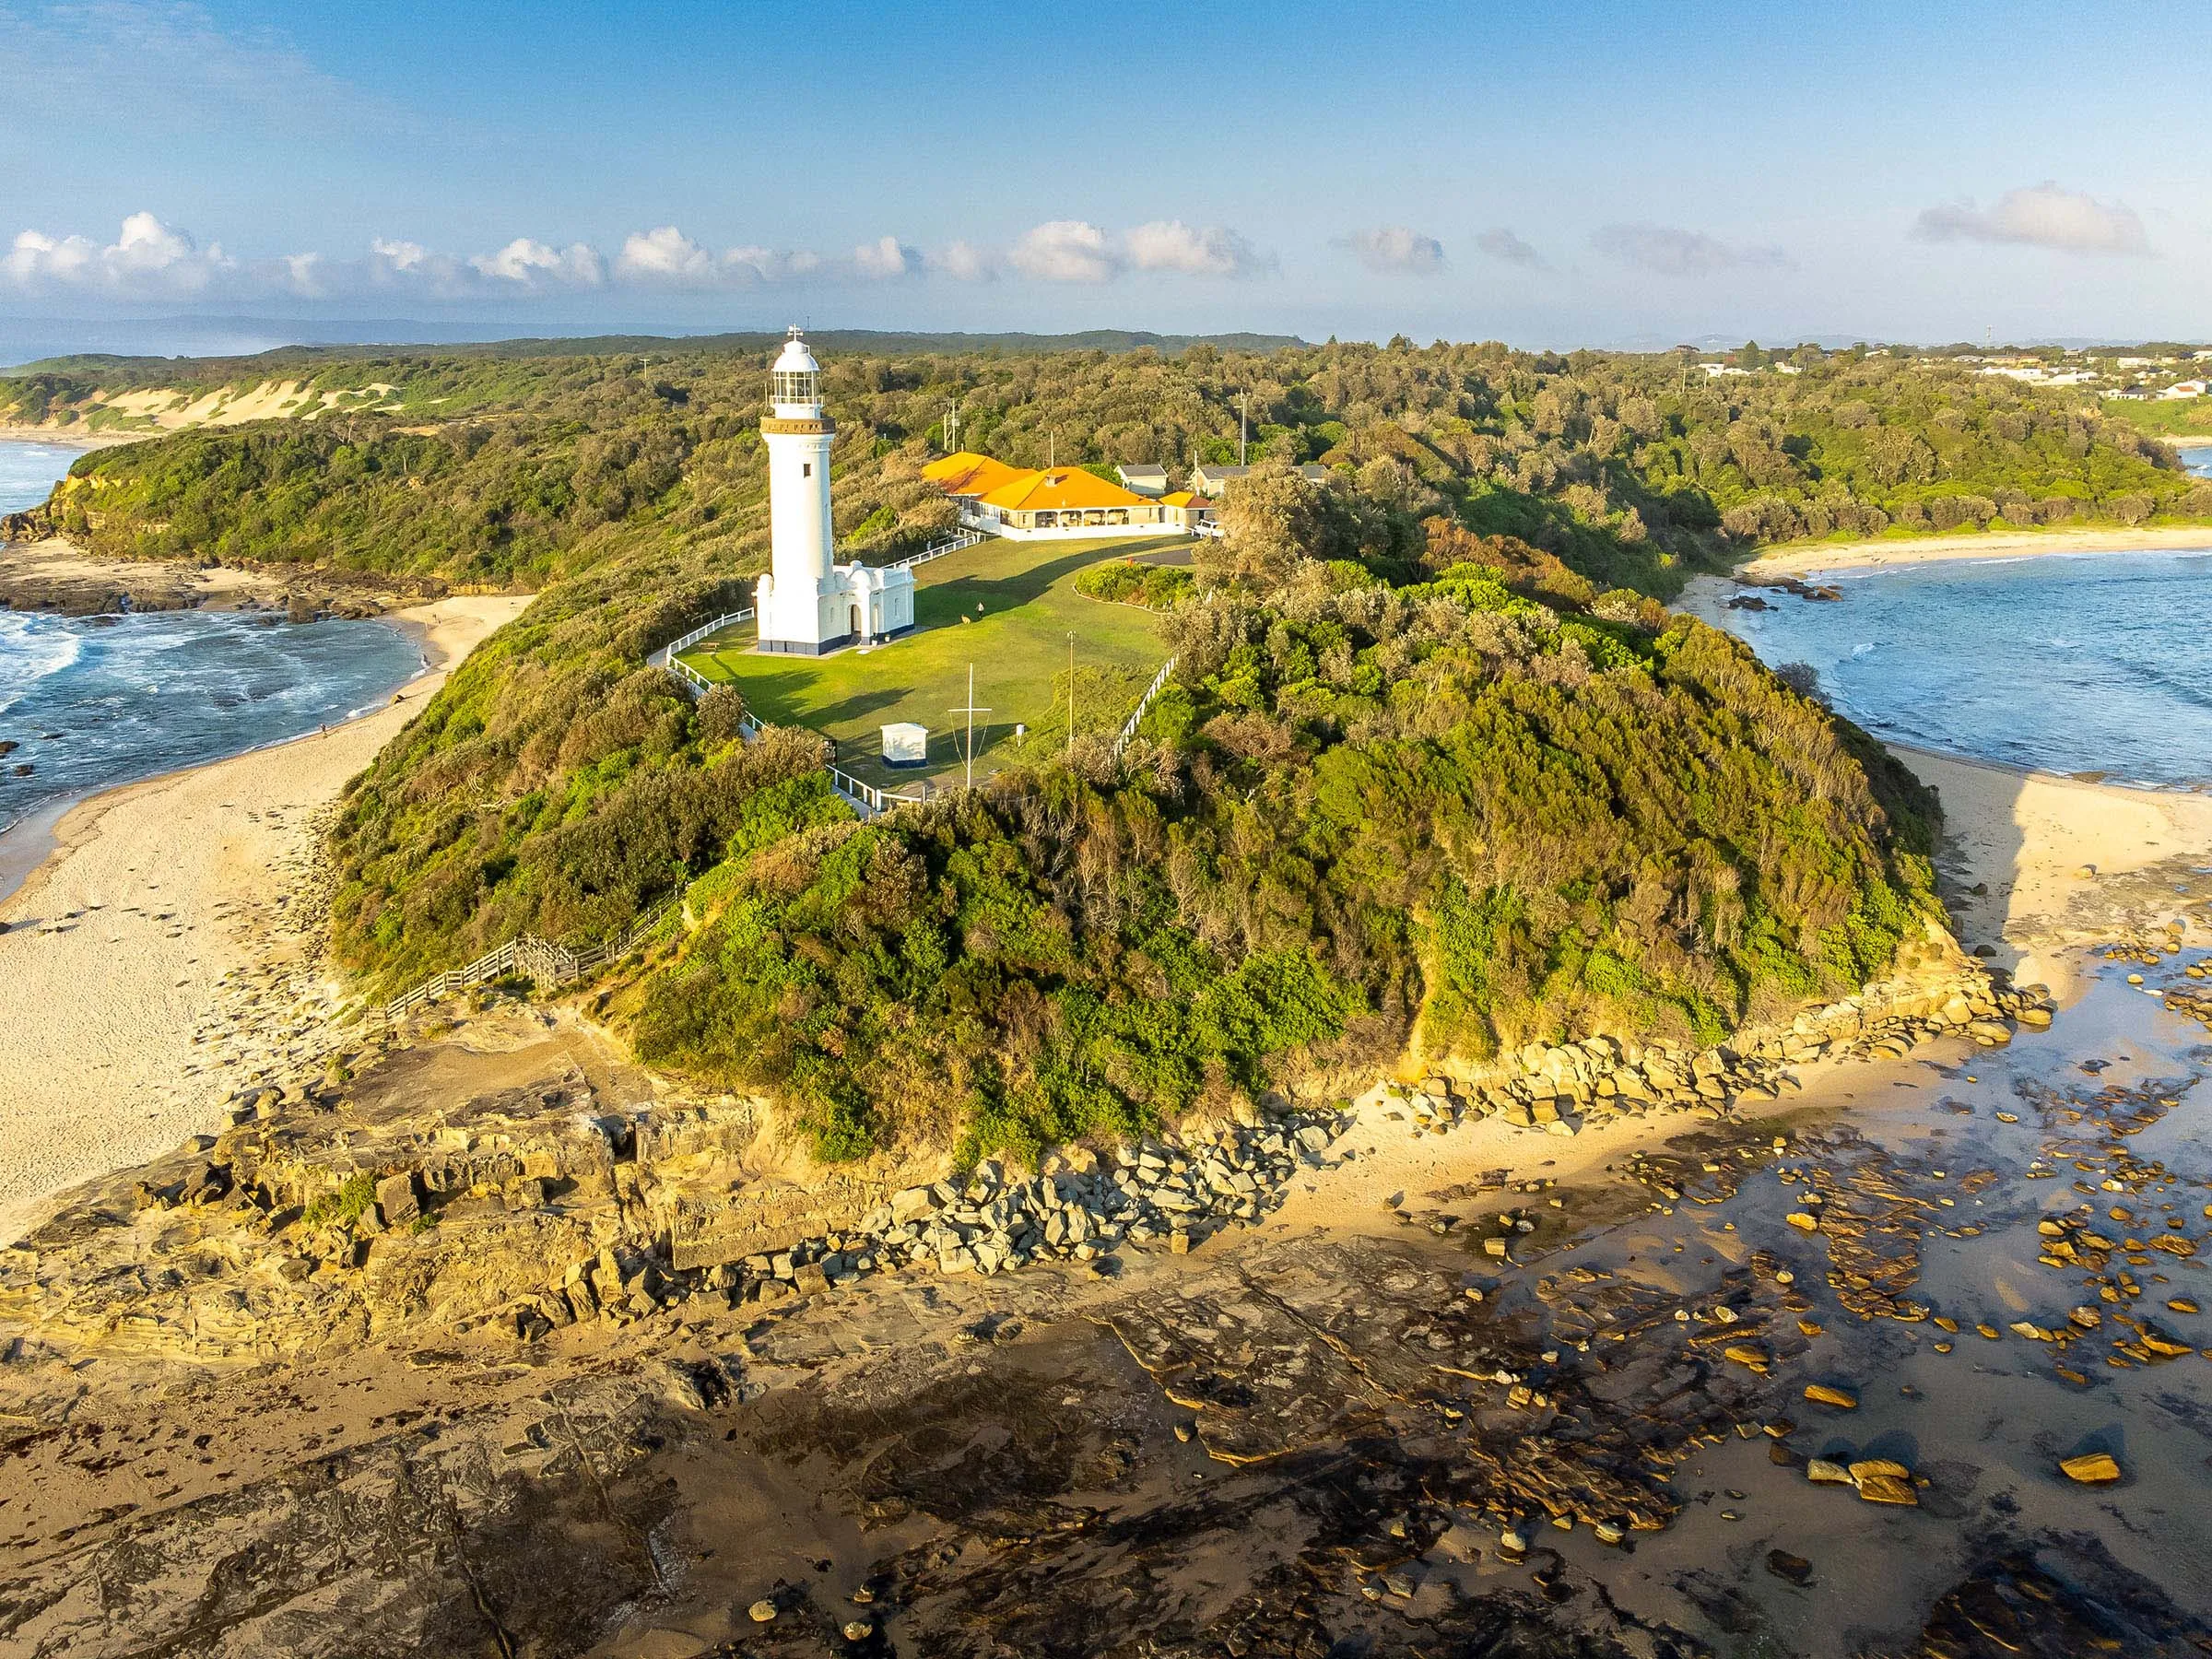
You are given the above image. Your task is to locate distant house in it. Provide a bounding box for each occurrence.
[1115,464,1169,496]
[1189,462,1332,494]
[923,451,1169,539]
[1156,489,1214,530]
[2158,381,2207,401]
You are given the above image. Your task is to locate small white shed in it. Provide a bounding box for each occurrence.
[881,722,928,768]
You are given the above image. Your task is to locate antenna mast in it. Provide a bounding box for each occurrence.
[949,665,993,791]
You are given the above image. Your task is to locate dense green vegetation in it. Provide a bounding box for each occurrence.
[623,508,1937,1161]
[1073,559,1195,609]
[12,337,2203,602]
[20,331,2162,1159]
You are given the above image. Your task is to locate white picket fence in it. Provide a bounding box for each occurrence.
[1113,655,1179,757]
[650,606,755,668]
[888,528,983,572]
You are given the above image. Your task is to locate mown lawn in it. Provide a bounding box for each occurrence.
[677,535,1182,789]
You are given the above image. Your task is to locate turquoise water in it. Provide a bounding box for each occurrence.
[1711,549,2212,786]
[2181,442,2212,478]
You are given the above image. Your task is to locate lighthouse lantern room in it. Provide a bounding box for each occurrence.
[754,327,915,655]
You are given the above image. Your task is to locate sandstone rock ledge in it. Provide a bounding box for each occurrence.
[0,924,2047,1376]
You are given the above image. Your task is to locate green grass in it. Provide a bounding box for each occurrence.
[2102,397,2212,441]
[677,534,1182,790]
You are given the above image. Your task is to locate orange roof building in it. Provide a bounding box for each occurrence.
[921,451,1030,500]
[924,453,1180,540]
[1155,489,1215,528]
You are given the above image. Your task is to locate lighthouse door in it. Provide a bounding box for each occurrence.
[851,602,864,642]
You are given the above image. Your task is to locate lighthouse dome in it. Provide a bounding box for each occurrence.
[772,333,819,376]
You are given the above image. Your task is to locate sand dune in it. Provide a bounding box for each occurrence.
[0,595,528,1244]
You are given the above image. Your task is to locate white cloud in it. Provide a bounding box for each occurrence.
[1010,219,1120,284]
[369,237,428,272]
[1124,219,1273,278]
[1,211,234,297]
[0,213,1271,307]
[616,227,913,287]
[1911,182,2150,255]
[615,225,723,286]
[927,240,996,282]
[1333,226,1447,275]
[1590,222,1791,276]
[1474,227,1545,267]
[468,237,605,288]
[850,235,919,279]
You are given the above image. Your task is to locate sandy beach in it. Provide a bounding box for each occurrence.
[1884,742,2212,996]
[1738,523,2212,580]
[0,594,529,1244]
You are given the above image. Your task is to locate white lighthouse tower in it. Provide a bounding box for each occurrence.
[754,327,913,655]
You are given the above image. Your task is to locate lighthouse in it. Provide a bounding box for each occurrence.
[754,327,914,655]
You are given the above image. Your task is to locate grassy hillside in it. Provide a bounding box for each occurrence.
[18,333,2159,1159]
[2101,397,2212,441]
[619,525,1938,1162]
[677,534,1178,791]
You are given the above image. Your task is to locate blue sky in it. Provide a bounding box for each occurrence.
[2,0,2206,349]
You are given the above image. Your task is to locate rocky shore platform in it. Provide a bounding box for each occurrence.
[0,534,429,618]
[15,894,2208,1658]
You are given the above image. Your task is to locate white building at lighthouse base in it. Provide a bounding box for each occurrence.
[754,559,915,657]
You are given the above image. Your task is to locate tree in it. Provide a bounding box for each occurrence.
[1200,456,1335,588]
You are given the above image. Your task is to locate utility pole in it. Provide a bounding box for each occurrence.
[950,665,992,791]
[1238,392,1248,465]
[945,397,959,452]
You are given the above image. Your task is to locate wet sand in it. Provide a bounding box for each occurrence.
[2,949,2206,1657]
[0,594,529,1244]
[0,426,146,450]
[1892,744,2212,996]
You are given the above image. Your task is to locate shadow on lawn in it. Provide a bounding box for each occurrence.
[919,540,1179,621]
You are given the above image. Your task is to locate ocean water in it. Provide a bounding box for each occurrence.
[0,438,87,513]
[2180,442,2212,478]
[2,437,426,837]
[0,609,424,831]
[0,609,423,833]
[1711,549,2212,786]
